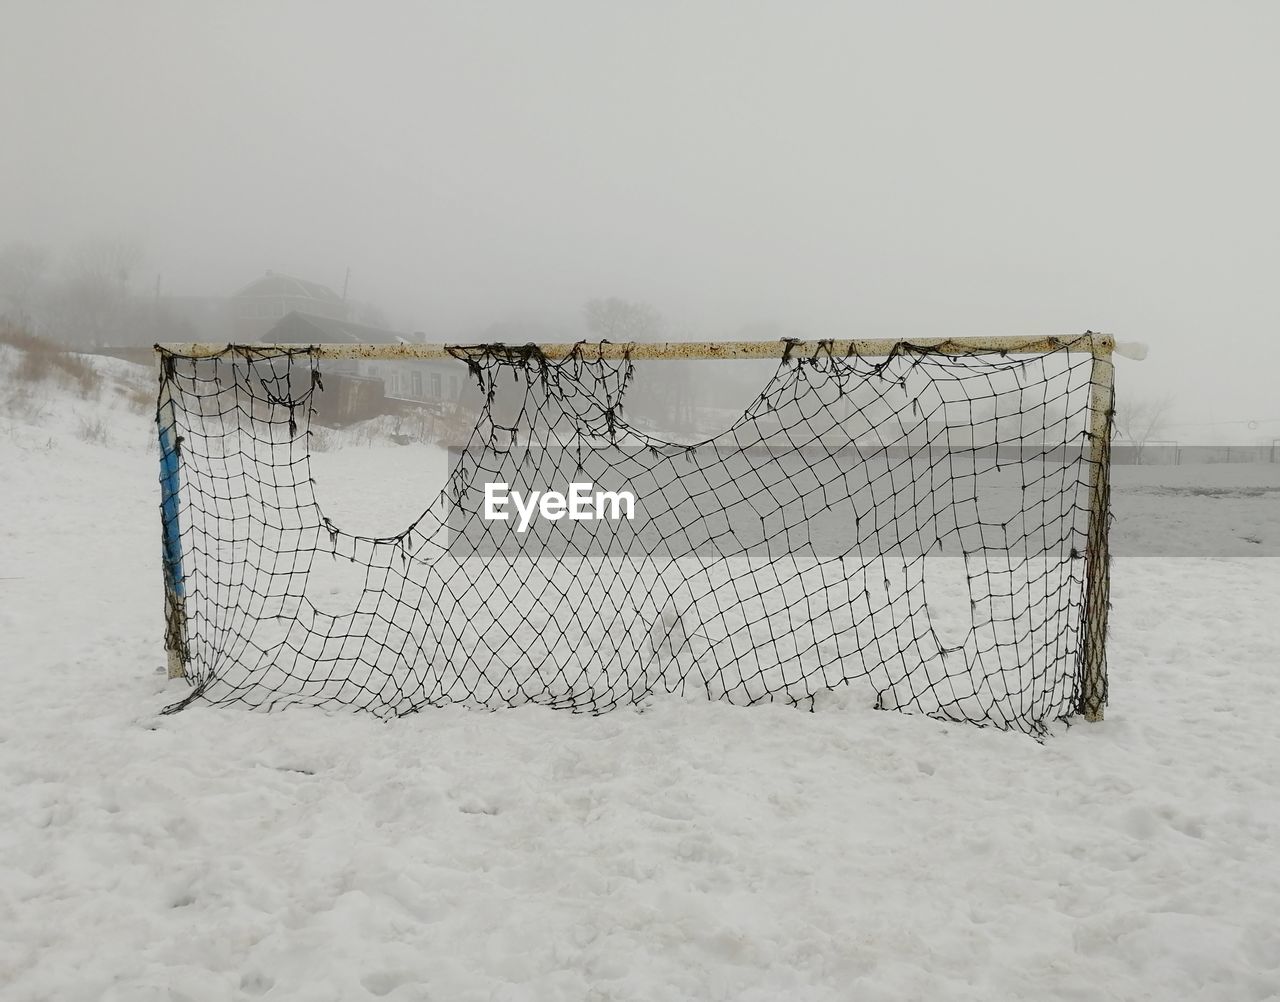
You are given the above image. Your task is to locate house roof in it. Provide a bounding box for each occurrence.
[263,311,412,346]
[232,272,344,303]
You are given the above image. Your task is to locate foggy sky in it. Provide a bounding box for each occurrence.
[3,0,1278,430]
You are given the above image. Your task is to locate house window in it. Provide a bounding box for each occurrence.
[450,376,460,398]
[412,372,423,398]
[431,373,442,397]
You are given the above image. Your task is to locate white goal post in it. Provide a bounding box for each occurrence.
[155,332,1124,729]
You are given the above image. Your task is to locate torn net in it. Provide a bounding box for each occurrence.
[156,340,1111,734]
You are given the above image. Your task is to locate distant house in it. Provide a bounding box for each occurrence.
[262,311,465,409]
[82,269,362,351]
[232,271,348,342]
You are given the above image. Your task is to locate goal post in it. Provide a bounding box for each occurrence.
[1082,345,1114,722]
[157,359,189,681]
[154,332,1121,733]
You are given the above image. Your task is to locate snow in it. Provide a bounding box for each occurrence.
[2,349,1279,1000]
[1113,340,1149,361]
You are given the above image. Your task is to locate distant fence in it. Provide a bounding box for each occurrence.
[1113,443,1278,465]
[1114,441,1181,465]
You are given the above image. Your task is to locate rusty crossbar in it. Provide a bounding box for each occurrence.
[156,333,1115,361]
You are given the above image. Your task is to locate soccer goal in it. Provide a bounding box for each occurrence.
[154,333,1118,734]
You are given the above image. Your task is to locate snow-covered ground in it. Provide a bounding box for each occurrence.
[2,348,1279,1001]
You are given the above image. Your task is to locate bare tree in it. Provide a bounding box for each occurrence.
[582,297,704,431]
[0,241,50,326]
[70,237,143,288]
[50,238,144,346]
[583,297,666,342]
[1113,394,1174,464]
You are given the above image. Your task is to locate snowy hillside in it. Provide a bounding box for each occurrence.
[1,345,1278,1001]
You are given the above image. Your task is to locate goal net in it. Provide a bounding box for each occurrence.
[156,336,1113,734]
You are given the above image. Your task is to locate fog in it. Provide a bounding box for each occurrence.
[3,0,1278,435]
